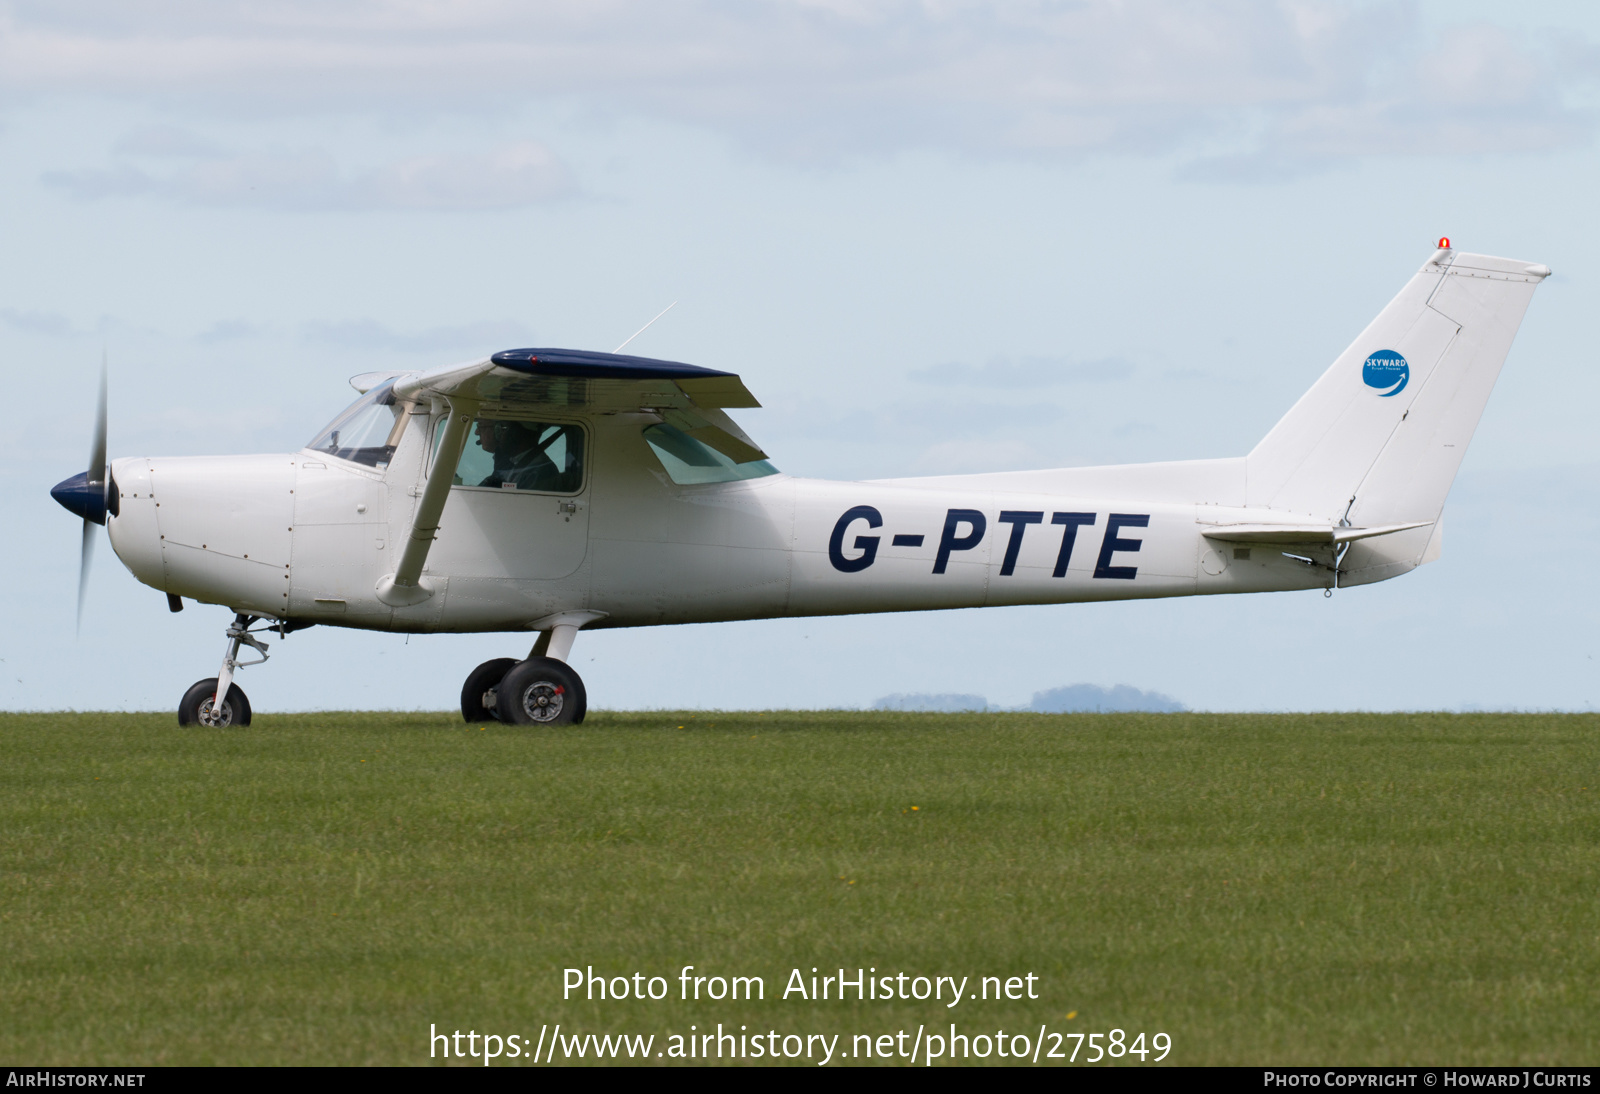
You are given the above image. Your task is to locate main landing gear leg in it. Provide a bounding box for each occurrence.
[178,612,269,728]
[460,613,604,727]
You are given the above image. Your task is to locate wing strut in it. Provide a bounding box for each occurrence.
[376,399,476,607]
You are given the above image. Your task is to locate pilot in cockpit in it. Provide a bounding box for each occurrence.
[474,420,561,491]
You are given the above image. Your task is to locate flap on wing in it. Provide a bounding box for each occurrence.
[659,406,768,462]
[1200,520,1432,545]
[392,348,761,411]
[676,375,761,409]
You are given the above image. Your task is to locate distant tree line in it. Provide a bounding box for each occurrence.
[873,684,1184,714]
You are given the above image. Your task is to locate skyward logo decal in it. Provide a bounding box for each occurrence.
[1362,349,1409,397]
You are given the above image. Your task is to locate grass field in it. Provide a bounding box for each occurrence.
[3,710,1599,1066]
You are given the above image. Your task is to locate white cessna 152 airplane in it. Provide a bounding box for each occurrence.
[52,241,1547,727]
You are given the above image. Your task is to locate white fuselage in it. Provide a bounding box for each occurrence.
[105,406,1329,636]
[91,247,1552,659]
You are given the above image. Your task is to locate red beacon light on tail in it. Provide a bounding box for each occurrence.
[1437,237,1451,249]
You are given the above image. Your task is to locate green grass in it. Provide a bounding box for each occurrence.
[3,710,1600,1066]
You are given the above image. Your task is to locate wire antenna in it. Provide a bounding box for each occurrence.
[613,301,678,354]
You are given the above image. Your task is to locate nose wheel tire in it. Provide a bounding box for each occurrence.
[497,657,587,726]
[461,657,519,722]
[178,678,252,727]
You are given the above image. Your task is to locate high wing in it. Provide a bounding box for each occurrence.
[375,348,767,608]
[391,347,766,462]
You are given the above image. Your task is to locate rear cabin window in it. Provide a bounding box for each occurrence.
[434,417,585,494]
[642,423,779,486]
[306,382,407,468]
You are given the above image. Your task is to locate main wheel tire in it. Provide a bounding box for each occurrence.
[461,657,519,723]
[178,678,252,727]
[496,657,587,726]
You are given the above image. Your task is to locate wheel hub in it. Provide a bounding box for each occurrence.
[198,697,232,728]
[520,681,565,724]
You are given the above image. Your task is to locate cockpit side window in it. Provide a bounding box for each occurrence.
[306,382,408,468]
[433,416,586,495]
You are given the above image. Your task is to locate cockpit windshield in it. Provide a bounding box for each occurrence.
[306,382,407,468]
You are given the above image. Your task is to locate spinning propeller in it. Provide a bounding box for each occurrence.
[49,359,110,633]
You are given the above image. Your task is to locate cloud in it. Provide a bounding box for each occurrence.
[3,2,1594,169]
[910,355,1134,387]
[0,307,79,337]
[41,163,155,200]
[43,140,575,210]
[301,318,539,355]
[197,320,258,343]
[359,143,574,209]
[784,395,1069,448]
[910,437,1038,474]
[1185,23,1598,178]
[114,124,223,158]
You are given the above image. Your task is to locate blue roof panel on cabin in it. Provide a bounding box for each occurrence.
[489,348,736,380]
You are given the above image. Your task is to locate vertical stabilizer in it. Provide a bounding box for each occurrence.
[1246,247,1547,585]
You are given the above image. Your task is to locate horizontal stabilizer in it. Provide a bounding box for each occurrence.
[1200,520,1431,545]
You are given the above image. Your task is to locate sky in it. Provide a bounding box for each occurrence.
[2,0,1598,713]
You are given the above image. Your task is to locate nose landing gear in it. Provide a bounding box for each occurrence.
[178,613,271,727]
[178,678,251,728]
